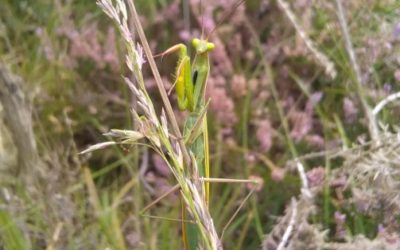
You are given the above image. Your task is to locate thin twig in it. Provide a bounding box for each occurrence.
[276,0,336,79]
[220,188,255,241]
[45,222,63,250]
[200,177,258,184]
[373,91,400,116]
[296,160,312,198]
[277,198,297,250]
[141,214,195,223]
[140,184,180,214]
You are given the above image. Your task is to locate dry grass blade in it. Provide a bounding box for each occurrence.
[125,0,191,167]
[79,141,117,155]
[276,0,337,79]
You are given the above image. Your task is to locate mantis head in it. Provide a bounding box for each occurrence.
[192,38,215,54]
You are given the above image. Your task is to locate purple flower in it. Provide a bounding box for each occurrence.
[256,120,273,152]
[393,23,400,39]
[394,70,400,82]
[343,97,358,123]
[289,111,312,142]
[306,167,325,187]
[334,211,347,239]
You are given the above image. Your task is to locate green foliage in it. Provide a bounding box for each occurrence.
[0,209,30,250]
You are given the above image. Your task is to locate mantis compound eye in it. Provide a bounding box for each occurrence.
[192,38,200,48]
[206,42,215,51]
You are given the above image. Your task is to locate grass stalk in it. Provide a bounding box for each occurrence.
[334,0,378,139]
[126,0,191,168]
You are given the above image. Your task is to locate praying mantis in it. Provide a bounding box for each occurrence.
[162,37,215,203]
[160,36,215,250]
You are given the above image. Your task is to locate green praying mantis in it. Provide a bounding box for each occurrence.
[161,38,215,205]
[161,37,215,249]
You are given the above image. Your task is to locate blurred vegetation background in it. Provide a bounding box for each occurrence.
[0,0,399,249]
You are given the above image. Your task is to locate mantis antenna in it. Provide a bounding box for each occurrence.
[207,0,247,40]
[200,0,206,40]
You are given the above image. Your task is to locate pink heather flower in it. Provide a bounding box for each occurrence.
[258,91,270,100]
[295,0,312,8]
[334,211,347,239]
[179,30,191,42]
[201,16,215,34]
[210,88,237,124]
[221,127,234,137]
[353,190,371,214]
[248,78,259,92]
[305,135,325,149]
[35,27,55,61]
[271,168,286,182]
[145,171,156,183]
[383,83,393,93]
[343,97,358,123]
[207,76,237,126]
[229,34,243,57]
[57,14,120,72]
[288,93,321,142]
[256,120,273,152]
[393,23,400,39]
[70,22,104,68]
[225,137,237,149]
[211,39,234,76]
[306,167,325,187]
[289,111,312,142]
[394,70,400,82]
[231,74,247,97]
[126,232,140,248]
[155,1,179,23]
[244,153,257,165]
[246,175,264,192]
[307,92,323,110]
[330,176,347,188]
[211,75,225,87]
[245,50,255,61]
[378,224,400,244]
